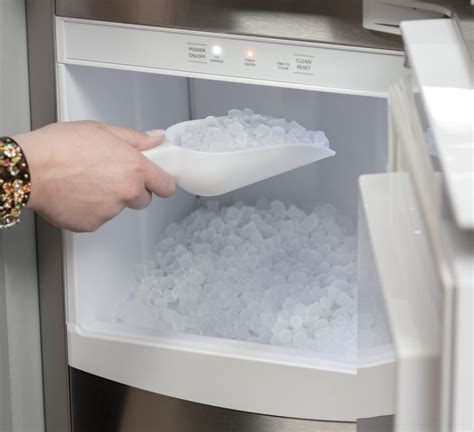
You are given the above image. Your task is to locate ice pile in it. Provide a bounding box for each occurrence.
[179,108,330,152]
[116,200,360,357]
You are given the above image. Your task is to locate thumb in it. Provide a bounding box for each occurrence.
[101,123,166,151]
[142,156,176,198]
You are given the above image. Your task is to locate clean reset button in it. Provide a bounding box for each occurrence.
[293,54,314,75]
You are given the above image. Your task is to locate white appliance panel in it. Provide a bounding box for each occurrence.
[56,18,404,98]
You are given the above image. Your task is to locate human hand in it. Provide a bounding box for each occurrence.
[14,121,175,232]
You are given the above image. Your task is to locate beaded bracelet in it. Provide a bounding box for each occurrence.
[0,137,32,228]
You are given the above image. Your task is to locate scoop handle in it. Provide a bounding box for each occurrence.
[142,142,181,177]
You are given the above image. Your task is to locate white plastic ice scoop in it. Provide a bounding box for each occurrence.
[143,119,335,196]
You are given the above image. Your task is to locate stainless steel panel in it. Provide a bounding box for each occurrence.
[55,0,402,51]
[70,368,356,432]
[453,3,474,64]
[25,1,72,431]
[357,416,394,432]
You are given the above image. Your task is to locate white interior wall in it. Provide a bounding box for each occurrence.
[190,79,388,219]
[59,65,195,324]
[0,0,44,431]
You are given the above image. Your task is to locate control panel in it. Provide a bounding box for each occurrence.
[57,18,404,96]
[184,39,318,78]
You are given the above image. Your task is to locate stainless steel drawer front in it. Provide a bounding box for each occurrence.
[55,0,402,51]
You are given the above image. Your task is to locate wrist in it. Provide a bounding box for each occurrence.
[13,132,39,211]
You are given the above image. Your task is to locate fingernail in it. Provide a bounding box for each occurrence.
[146,129,165,137]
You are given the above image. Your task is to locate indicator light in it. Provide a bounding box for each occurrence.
[212,45,222,56]
[246,49,255,58]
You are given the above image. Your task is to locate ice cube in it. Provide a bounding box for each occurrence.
[290,314,303,329]
[287,123,306,141]
[319,244,332,256]
[222,245,236,258]
[164,289,178,303]
[288,120,303,130]
[332,279,351,293]
[320,296,333,310]
[287,205,305,222]
[171,314,186,332]
[225,206,241,224]
[261,312,276,329]
[306,302,323,317]
[292,329,307,348]
[277,329,292,344]
[272,316,290,333]
[268,118,287,128]
[310,130,329,148]
[240,206,254,221]
[271,126,286,145]
[178,253,193,270]
[228,109,242,118]
[210,133,234,151]
[319,261,330,273]
[298,249,322,267]
[315,318,329,330]
[250,114,266,126]
[288,271,308,285]
[242,108,255,118]
[254,124,272,139]
[271,200,286,219]
[204,116,220,127]
[300,214,319,233]
[327,252,341,266]
[156,237,176,252]
[234,321,250,339]
[282,297,296,312]
[209,218,225,231]
[246,137,259,148]
[324,220,342,237]
[227,121,246,137]
[337,292,352,308]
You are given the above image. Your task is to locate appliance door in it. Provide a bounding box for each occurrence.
[397,18,473,432]
[367,78,444,432]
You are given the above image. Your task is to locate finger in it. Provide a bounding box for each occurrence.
[142,157,176,198]
[125,187,153,210]
[101,123,165,151]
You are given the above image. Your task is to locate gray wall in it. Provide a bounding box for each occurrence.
[0,0,44,431]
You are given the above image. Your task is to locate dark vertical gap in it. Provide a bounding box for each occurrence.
[187,78,194,120]
[25,1,72,431]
